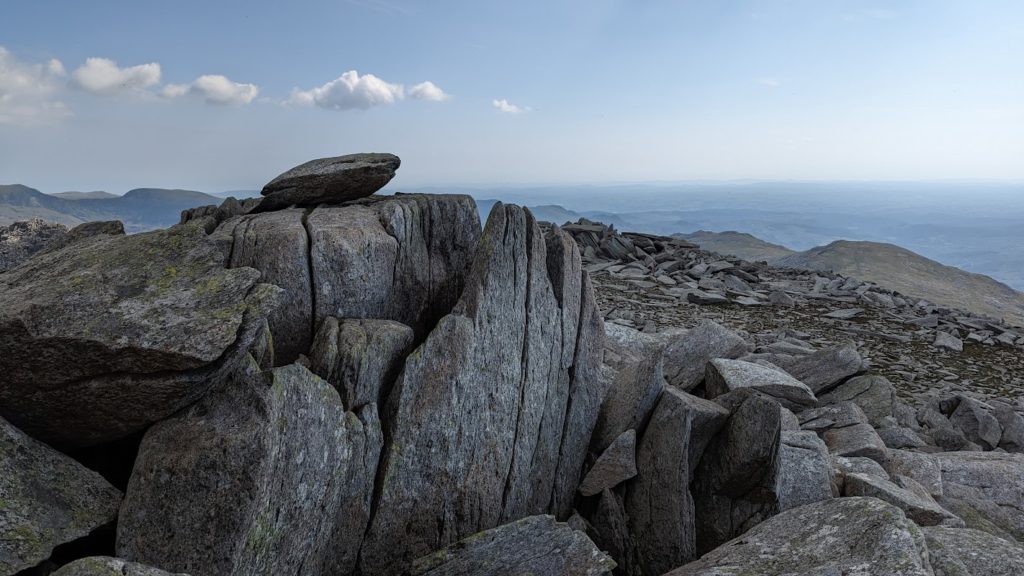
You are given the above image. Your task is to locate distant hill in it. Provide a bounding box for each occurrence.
[676,230,796,262]
[51,191,120,200]
[0,184,220,232]
[775,240,1024,326]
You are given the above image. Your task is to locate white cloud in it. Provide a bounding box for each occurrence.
[409,80,449,101]
[71,57,161,95]
[0,46,70,125]
[492,98,526,114]
[289,70,404,110]
[162,74,258,105]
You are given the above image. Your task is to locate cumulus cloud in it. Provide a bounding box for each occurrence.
[162,74,258,105]
[0,46,70,125]
[409,80,449,101]
[289,70,404,110]
[492,98,526,114]
[71,57,161,95]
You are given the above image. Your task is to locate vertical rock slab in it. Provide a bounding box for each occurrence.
[225,208,312,364]
[117,361,380,576]
[308,317,414,409]
[307,194,480,339]
[777,431,833,511]
[360,204,604,575]
[625,388,730,576]
[0,417,122,575]
[0,225,273,447]
[408,516,615,576]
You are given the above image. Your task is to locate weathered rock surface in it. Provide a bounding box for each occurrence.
[259,152,400,210]
[591,353,665,452]
[0,218,67,273]
[934,451,1024,541]
[52,557,189,576]
[578,429,637,497]
[705,358,816,410]
[924,526,1024,575]
[778,343,866,394]
[359,205,606,575]
[777,430,833,511]
[0,224,276,447]
[664,498,932,576]
[625,388,730,575]
[949,396,1002,450]
[118,361,381,576]
[0,416,123,575]
[844,472,961,527]
[801,401,889,465]
[408,516,615,576]
[660,320,748,391]
[692,394,782,554]
[819,374,897,429]
[309,317,414,409]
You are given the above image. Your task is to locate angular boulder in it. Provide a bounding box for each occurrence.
[0,218,66,273]
[924,526,1024,575]
[705,358,816,410]
[309,317,414,409]
[52,557,189,576]
[801,402,889,465]
[408,516,614,576]
[934,451,1024,541]
[819,374,896,428]
[664,498,932,576]
[0,224,275,447]
[118,361,381,576]
[777,430,833,511]
[578,429,637,497]
[259,152,400,210]
[359,206,607,575]
[949,396,1002,450]
[0,416,122,575]
[591,353,665,452]
[778,343,866,394]
[844,472,961,527]
[660,320,749,391]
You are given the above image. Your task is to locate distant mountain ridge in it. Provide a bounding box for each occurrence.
[676,230,796,262]
[0,184,222,232]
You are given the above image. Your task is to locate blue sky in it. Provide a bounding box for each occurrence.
[1,0,1022,192]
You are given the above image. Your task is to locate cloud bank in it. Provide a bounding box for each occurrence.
[162,74,259,105]
[290,70,449,110]
[71,57,161,95]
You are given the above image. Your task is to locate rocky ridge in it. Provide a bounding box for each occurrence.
[1,156,1023,576]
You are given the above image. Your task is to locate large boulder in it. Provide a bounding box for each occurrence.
[664,498,932,576]
[844,473,961,527]
[0,224,276,447]
[578,429,637,497]
[819,374,897,429]
[934,451,1024,541]
[359,205,607,575]
[777,430,833,511]
[408,516,615,576]
[660,321,748,391]
[308,317,414,409]
[949,396,1002,450]
[924,526,1024,575]
[258,152,400,210]
[0,416,122,575]
[801,402,889,465]
[52,557,189,576]
[705,358,816,410]
[118,361,381,576]
[777,343,866,394]
[591,353,665,452]
[625,388,730,575]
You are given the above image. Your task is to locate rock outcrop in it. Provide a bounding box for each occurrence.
[0,218,67,273]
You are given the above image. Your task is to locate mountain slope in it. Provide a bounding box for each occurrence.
[51,191,120,200]
[0,184,220,232]
[775,240,1024,326]
[676,230,796,261]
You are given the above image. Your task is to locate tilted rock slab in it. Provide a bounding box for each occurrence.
[578,429,637,497]
[0,224,275,447]
[705,357,817,410]
[0,416,122,575]
[591,352,665,452]
[778,343,867,394]
[118,361,381,576]
[360,204,607,575]
[408,515,615,576]
[660,320,749,391]
[664,497,932,576]
[258,152,400,211]
[52,557,190,576]
[844,472,961,527]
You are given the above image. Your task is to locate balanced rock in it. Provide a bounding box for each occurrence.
[359,206,607,575]
[118,361,381,576]
[705,358,816,410]
[259,153,400,210]
[408,516,615,576]
[0,224,276,447]
[664,498,932,576]
[660,320,749,391]
[0,416,122,575]
[52,557,189,576]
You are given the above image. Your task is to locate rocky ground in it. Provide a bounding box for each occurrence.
[1,154,1024,576]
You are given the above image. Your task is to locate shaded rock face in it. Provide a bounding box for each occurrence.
[259,153,400,211]
[578,429,637,497]
[52,557,189,576]
[777,343,866,394]
[591,352,665,453]
[844,473,960,527]
[660,320,748,391]
[359,204,607,575]
[408,515,615,576]
[777,430,833,511]
[924,526,1024,575]
[213,194,480,362]
[819,374,896,429]
[705,357,817,410]
[0,224,277,447]
[0,218,67,273]
[117,361,381,576]
[664,498,932,576]
[0,416,123,575]
[625,388,729,576]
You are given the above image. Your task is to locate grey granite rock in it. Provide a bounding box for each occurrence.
[819,374,896,428]
[578,429,637,497]
[408,516,615,576]
[778,343,867,394]
[844,472,961,527]
[0,218,66,273]
[705,358,817,410]
[259,153,400,210]
[924,526,1024,575]
[52,557,189,576]
[591,353,665,453]
[801,402,889,465]
[777,430,833,511]
[660,320,749,391]
[949,396,1002,450]
[0,416,122,575]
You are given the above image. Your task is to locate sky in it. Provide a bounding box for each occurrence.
[1,0,1022,192]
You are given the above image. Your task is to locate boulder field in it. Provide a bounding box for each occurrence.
[2,154,1024,576]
